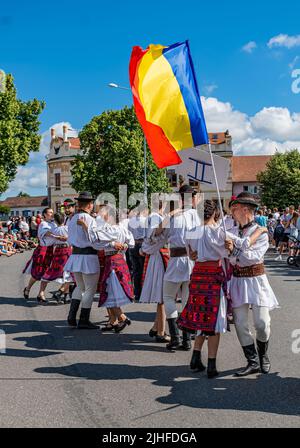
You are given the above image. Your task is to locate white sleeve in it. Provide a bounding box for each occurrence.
[242,233,269,262]
[124,228,135,248]
[86,221,118,250]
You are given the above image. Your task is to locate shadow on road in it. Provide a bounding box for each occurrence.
[34,362,300,418]
[0,318,169,357]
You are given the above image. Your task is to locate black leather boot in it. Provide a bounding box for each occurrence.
[180,331,192,351]
[256,339,271,374]
[67,299,80,327]
[207,358,219,379]
[77,308,99,330]
[166,318,180,351]
[190,350,206,371]
[235,343,260,377]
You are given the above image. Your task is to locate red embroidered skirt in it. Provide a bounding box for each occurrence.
[177,260,224,334]
[98,253,134,307]
[42,246,72,282]
[23,246,54,281]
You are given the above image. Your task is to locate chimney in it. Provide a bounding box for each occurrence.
[50,128,55,139]
[63,125,68,142]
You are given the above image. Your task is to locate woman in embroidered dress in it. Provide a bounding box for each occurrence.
[178,200,268,378]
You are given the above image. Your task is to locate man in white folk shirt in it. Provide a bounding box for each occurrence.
[229,192,279,376]
[64,192,123,330]
[154,185,200,351]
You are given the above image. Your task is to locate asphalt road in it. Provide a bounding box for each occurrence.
[0,251,299,428]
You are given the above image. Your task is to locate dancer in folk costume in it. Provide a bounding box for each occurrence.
[140,204,170,343]
[78,205,135,333]
[51,199,77,303]
[23,207,66,304]
[177,200,267,378]
[128,206,148,301]
[153,185,201,352]
[41,213,72,304]
[229,193,279,376]
[65,192,123,330]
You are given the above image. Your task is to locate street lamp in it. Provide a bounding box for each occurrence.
[108,82,148,204]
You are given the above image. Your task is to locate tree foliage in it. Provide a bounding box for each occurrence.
[17,191,30,197]
[0,74,45,194]
[71,106,171,202]
[0,204,10,215]
[257,150,300,208]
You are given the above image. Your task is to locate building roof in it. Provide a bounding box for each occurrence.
[52,136,81,149]
[208,132,230,145]
[0,196,48,208]
[232,155,272,182]
[69,137,80,149]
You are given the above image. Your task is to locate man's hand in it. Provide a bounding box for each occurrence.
[225,239,234,253]
[113,241,124,251]
[259,227,268,234]
[188,245,198,261]
[57,235,68,241]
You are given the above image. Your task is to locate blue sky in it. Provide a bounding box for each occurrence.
[1,0,300,197]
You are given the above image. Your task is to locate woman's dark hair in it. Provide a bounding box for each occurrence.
[54,213,64,226]
[204,200,217,222]
[42,207,52,218]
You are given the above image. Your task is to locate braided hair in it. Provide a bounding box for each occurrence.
[204,200,217,222]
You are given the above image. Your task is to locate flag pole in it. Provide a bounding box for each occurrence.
[208,143,227,236]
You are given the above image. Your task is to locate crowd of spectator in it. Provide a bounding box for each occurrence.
[0,215,39,257]
[254,205,300,260]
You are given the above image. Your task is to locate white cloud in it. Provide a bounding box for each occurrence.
[201,96,253,142]
[242,41,257,53]
[268,34,300,49]
[203,84,218,95]
[201,96,300,156]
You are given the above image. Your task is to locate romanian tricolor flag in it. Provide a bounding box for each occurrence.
[129,41,209,168]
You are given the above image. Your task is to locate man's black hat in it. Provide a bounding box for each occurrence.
[230,192,259,208]
[177,184,197,196]
[74,191,95,202]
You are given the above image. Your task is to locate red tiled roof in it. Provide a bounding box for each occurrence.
[208,132,229,145]
[0,196,48,208]
[232,155,272,182]
[68,137,80,149]
[52,136,81,149]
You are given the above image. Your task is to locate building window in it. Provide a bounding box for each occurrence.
[55,173,61,190]
[244,185,258,194]
[166,170,178,187]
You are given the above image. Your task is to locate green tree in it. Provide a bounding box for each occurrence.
[0,74,45,194]
[0,204,10,215]
[71,106,171,202]
[17,191,30,197]
[257,150,300,208]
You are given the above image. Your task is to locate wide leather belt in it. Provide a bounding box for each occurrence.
[56,243,69,248]
[72,246,97,255]
[233,263,265,278]
[170,247,187,257]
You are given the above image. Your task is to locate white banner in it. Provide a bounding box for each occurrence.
[168,147,230,191]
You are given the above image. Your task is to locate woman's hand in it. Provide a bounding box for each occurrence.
[77,219,88,231]
[188,244,198,261]
[225,239,234,253]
